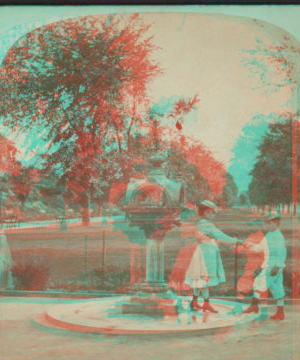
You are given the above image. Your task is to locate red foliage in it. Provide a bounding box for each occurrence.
[0,135,21,175]
[165,131,227,198]
[176,121,182,130]
[186,143,227,197]
[168,95,200,130]
[1,14,162,197]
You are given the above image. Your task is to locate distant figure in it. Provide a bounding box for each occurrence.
[243,216,287,321]
[227,218,265,315]
[0,229,14,290]
[196,200,237,313]
[124,205,130,221]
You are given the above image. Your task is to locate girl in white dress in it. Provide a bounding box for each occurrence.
[195,200,237,313]
[169,203,210,312]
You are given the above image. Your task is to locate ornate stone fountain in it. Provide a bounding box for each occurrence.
[109,154,184,316]
[126,155,183,288]
[35,156,257,333]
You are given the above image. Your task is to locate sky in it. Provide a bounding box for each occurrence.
[0,6,299,193]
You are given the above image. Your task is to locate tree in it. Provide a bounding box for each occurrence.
[184,142,227,199]
[0,14,161,226]
[248,118,298,210]
[241,37,299,95]
[0,135,22,223]
[10,165,40,209]
[164,142,212,204]
[221,173,238,208]
[167,95,200,130]
[239,192,250,207]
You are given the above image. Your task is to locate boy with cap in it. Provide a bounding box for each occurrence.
[195,200,238,313]
[243,216,286,321]
[227,217,265,315]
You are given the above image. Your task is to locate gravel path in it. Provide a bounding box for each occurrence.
[1,297,299,360]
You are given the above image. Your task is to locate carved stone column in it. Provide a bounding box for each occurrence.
[146,238,164,284]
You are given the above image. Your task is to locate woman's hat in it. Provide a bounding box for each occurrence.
[200,200,218,211]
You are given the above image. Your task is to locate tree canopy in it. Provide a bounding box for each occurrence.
[0,14,233,222]
[248,118,298,206]
[0,14,161,189]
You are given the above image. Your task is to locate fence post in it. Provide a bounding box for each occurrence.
[234,232,239,294]
[102,230,106,269]
[85,235,88,271]
[234,243,238,293]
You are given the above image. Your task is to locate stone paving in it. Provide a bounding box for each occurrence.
[1,297,299,360]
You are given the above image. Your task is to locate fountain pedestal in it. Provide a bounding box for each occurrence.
[110,155,183,316]
[115,209,180,317]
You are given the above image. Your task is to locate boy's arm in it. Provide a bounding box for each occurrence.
[276,233,287,269]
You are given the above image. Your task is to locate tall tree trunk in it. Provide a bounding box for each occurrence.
[82,192,90,226]
[277,203,281,217]
[127,101,136,154]
[101,97,111,155]
[115,127,122,154]
[60,188,67,231]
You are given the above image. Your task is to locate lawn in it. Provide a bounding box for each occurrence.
[5,209,297,296]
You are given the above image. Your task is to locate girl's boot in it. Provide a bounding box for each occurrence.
[203,298,218,313]
[190,295,202,311]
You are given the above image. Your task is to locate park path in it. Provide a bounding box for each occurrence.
[1,297,298,360]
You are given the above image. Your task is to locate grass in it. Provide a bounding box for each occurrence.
[5,209,299,296]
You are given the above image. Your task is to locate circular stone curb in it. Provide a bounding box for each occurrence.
[34,297,258,334]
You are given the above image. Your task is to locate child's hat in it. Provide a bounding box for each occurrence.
[264,215,281,223]
[181,203,198,214]
[200,200,218,211]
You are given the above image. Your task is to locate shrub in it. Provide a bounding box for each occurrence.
[11,262,50,291]
[52,266,131,292]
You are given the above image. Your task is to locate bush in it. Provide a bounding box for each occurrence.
[11,262,50,291]
[48,266,131,292]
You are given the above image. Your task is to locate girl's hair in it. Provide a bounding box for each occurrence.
[197,204,214,217]
[180,208,190,221]
[180,208,197,221]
